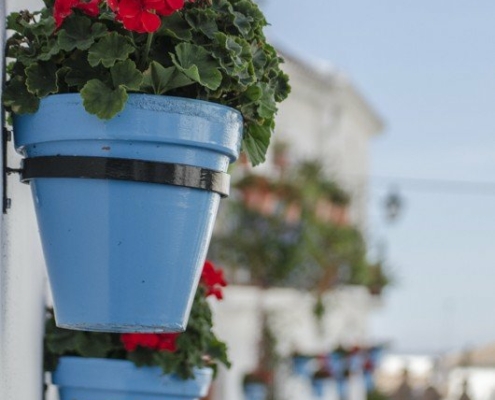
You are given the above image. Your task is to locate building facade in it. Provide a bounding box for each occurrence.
[210,51,385,400]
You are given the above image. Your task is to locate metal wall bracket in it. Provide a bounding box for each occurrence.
[2,128,22,214]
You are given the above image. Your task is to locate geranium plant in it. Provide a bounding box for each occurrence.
[3,0,290,165]
[44,260,230,379]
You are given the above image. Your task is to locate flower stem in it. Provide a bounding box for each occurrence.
[141,33,154,69]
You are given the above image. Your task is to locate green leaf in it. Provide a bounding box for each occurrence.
[58,17,107,51]
[184,8,219,39]
[243,122,271,166]
[38,39,62,61]
[232,11,252,38]
[23,14,56,37]
[234,0,266,30]
[64,56,108,87]
[273,71,291,102]
[170,43,222,90]
[25,61,58,97]
[45,327,82,354]
[141,61,193,94]
[6,12,24,32]
[158,12,193,40]
[56,66,71,92]
[207,337,231,368]
[213,33,254,86]
[80,79,128,119]
[3,76,40,114]
[7,34,39,67]
[88,32,135,68]
[252,44,267,71]
[127,348,155,367]
[257,82,277,119]
[244,85,262,101]
[111,60,143,90]
[76,333,115,358]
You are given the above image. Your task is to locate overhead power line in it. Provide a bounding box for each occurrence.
[369,175,495,196]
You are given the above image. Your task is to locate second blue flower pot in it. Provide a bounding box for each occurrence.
[14,94,243,332]
[52,357,212,400]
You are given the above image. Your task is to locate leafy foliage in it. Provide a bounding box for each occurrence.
[210,163,380,291]
[4,0,290,165]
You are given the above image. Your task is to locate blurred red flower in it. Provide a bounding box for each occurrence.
[201,260,227,299]
[121,332,180,352]
[54,0,102,27]
[108,0,184,33]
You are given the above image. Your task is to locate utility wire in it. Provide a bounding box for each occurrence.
[369,175,495,196]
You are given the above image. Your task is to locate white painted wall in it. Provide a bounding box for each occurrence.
[1,2,47,400]
[268,54,384,229]
[0,152,46,400]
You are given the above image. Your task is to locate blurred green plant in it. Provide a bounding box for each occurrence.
[210,161,387,293]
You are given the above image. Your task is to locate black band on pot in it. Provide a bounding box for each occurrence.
[21,156,230,197]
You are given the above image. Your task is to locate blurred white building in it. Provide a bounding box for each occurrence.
[210,51,385,400]
[264,51,384,228]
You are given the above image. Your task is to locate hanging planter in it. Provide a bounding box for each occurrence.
[311,368,332,399]
[311,379,328,399]
[291,354,314,378]
[243,383,268,400]
[51,357,212,400]
[242,370,270,400]
[14,94,242,332]
[4,0,290,332]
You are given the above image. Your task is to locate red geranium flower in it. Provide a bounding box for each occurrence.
[109,0,184,33]
[157,333,180,351]
[121,332,180,352]
[201,260,227,299]
[53,0,102,27]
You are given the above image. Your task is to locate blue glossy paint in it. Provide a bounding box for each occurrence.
[243,383,268,400]
[14,94,243,332]
[52,357,212,400]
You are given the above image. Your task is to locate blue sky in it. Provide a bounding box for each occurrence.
[261,1,495,353]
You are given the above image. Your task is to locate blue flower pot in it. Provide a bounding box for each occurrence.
[369,346,383,365]
[52,357,212,400]
[337,378,348,399]
[326,352,345,378]
[292,355,313,377]
[14,94,242,332]
[349,352,364,372]
[243,382,268,400]
[364,371,375,391]
[311,378,330,398]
